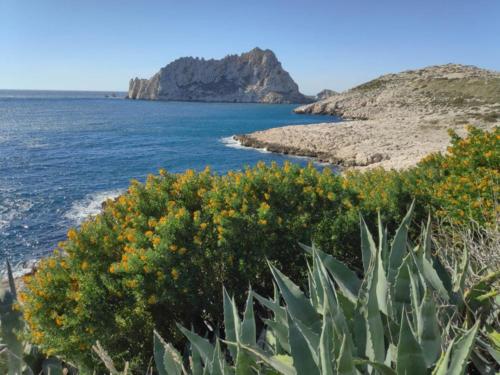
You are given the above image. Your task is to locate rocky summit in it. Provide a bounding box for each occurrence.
[127,48,310,104]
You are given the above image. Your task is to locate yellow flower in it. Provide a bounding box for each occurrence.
[169,244,178,252]
[171,268,179,280]
[200,222,208,230]
[258,219,267,226]
[147,295,158,305]
[152,237,161,246]
[67,228,77,241]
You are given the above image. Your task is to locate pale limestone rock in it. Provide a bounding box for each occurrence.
[127,48,310,104]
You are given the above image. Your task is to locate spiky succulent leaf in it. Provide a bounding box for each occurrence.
[447,322,480,375]
[417,289,441,367]
[154,330,184,375]
[177,325,214,365]
[288,313,320,375]
[268,262,321,335]
[396,312,427,374]
[300,243,360,303]
[387,201,414,285]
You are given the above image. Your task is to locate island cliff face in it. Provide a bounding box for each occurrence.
[127,48,310,104]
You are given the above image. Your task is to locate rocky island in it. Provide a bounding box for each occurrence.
[236,64,500,169]
[127,48,310,104]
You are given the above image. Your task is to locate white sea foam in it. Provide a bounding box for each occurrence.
[65,189,124,225]
[220,135,271,153]
[0,198,33,230]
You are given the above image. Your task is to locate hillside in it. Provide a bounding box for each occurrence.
[236,64,500,169]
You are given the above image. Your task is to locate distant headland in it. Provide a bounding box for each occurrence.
[126,47,311,104]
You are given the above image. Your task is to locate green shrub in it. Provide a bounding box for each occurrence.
[97,207,499,374]
[21,127,498,370]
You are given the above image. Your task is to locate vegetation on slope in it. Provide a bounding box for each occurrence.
[8,126,499,371]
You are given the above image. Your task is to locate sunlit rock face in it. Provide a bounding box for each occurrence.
[127,48,310,104]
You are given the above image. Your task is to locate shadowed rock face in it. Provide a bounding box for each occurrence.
[127,48,311,104]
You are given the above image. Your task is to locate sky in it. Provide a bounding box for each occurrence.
[1,0,499,95]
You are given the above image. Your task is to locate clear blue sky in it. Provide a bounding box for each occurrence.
[1,0,499,94]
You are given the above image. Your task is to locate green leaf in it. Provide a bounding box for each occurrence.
[42,358,63,375]
[353,358,396,375]
[387,201,414,285]
[319,315,334,375]
[223,288,237,360]
[288,314,320,375]
[360,216,377,275]
[452,248,468,296]
[356,255,385,363]
[268,262,321,335]
[431,338,454,375]
[177,325,214,365]
[237,343,296,375]
[154,330,184,375]
[241,291,256,346]
[412,246,450,301]
[300,243,361,303]
[417,289,441,367]
[447,322,479,375]
[337,335,357,375]
[396,312,427,374]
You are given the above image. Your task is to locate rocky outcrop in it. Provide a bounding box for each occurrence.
[236,64,499,170]
[127,48,310,104]
[295,64,500,119]
[316,89,337,101]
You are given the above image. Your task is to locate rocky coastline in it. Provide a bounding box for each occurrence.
[235,64,500,170]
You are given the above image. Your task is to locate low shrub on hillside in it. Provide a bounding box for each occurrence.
[21,127,498,370]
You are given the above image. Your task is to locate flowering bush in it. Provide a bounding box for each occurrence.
[407,126,499,225]
[21,126,498,370]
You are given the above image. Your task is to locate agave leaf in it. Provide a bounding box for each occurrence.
[392,253,413,319]
[177,325,214,365]
[154,330,184,375]
[253,291,287,323]
[417,289,441,367]
[190,341,203,375]
[447,322,480,375]
[268,262,321,335]
[353,358,396,375]
[222,288,237,360]
[319,313,334,375]
[241,291,256,346]
[300,243,361,303]
[42,358,63,375]
[396,312,427,374]
[387,201,414,285]
[356,255,385,363]
[452,247,469,296]
[236,343,296,375]
[337,335,358,375]
[412,246,449,301]
[360,215,377,275]
[431,338,454,375]
[265,319,291,354]
[210,340,224,375]
[288,313,320,375]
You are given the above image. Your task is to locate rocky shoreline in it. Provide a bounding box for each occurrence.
[236,64,500,170]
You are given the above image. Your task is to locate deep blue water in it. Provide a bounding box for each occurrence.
[0,90,339,272]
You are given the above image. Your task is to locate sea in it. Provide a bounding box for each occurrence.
[0,90,339,274]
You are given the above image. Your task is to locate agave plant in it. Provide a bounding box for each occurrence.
[1,262,68,375]
[94,205,498,374]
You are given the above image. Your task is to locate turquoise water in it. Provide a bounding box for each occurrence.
[0,90,339,271]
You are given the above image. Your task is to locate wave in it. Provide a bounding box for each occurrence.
[220,136,271,153]
[65,189,124,225]
[0,198,33,231]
